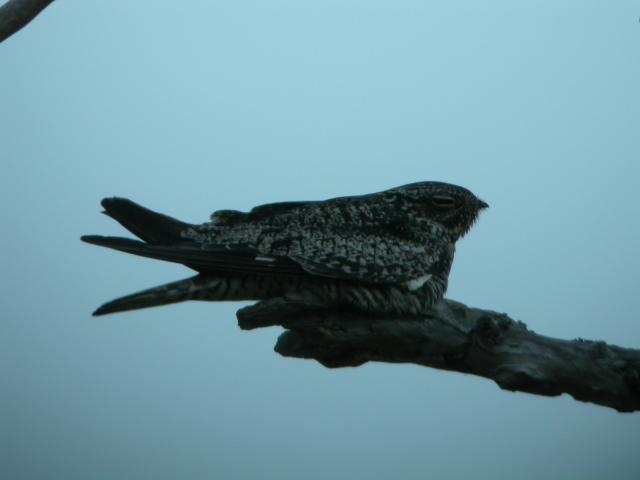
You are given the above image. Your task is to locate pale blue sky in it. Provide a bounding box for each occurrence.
[2,1,640,479]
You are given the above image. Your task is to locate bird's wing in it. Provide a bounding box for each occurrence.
[283,229,450,284]
[81,235,306,276]
[82,227,448,284]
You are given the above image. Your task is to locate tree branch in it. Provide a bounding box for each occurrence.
[0,0,54,43]
[237,299,640,413]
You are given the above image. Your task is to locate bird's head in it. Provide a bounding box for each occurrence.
[387,181,488,239]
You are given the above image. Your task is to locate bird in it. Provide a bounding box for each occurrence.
[81,181,488,317]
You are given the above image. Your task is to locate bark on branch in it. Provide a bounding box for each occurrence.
[0,0,54,43]
[237,299,640,413]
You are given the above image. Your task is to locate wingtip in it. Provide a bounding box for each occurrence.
[92,301,122,316]
[81,235,105,245]
[92,306,110,316]
[80,235,145,249]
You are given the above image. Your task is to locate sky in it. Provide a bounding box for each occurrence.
[2,1,640,479]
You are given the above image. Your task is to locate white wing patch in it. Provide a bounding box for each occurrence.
[406,274,432,291]
[255,256,275,263]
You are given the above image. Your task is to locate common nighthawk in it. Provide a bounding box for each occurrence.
[82,182,487,317]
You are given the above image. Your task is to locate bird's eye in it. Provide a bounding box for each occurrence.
[431,195,456,209]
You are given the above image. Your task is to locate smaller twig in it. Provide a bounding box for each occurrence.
[0,0,55,43]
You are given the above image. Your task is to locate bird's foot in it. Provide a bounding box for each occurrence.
[237,294,328,330]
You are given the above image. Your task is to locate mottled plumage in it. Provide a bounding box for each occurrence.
[82,182,487,316]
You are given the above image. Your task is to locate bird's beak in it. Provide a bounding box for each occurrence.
[477,199,489,210]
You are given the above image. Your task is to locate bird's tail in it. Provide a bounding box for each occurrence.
[83,197,297,315]
[92,274,263,316]
[91,273,295,316]
[92,275,209,316]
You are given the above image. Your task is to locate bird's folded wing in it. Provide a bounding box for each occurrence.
[82,230,447,283]
[286,231,443,284]
[81,236,305,275]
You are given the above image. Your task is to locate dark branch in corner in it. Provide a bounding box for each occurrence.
[0,0,54,43]
[237,299,640,413]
